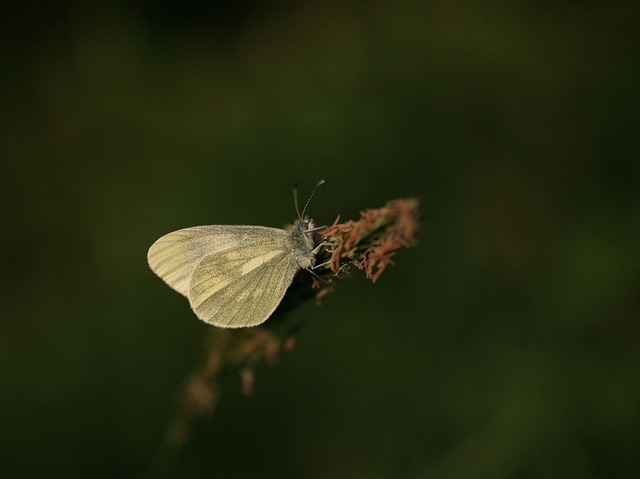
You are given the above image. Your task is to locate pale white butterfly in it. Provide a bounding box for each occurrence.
[147,181,324,328]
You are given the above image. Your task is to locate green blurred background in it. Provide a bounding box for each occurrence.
[2,1,639,477]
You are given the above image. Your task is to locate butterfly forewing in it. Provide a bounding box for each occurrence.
[147,225,290,297]
[189,241,297,327]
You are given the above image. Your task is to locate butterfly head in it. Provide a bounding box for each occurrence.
[295,216,314,232]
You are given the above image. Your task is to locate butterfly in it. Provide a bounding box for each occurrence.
[147,181,324,328]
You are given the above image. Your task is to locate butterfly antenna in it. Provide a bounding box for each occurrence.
[300,179,325,219]
[292,183,302,218]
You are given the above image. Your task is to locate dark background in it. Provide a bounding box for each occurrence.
[2,1,639,477]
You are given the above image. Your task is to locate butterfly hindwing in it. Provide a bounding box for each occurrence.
[188,238,299,327]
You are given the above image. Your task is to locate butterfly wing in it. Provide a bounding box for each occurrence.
[188,235,299,328]
[147,225,288,297]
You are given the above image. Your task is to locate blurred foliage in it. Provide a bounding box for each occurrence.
[1,1,639,478]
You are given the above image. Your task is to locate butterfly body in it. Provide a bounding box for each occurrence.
[289,218,317,270]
